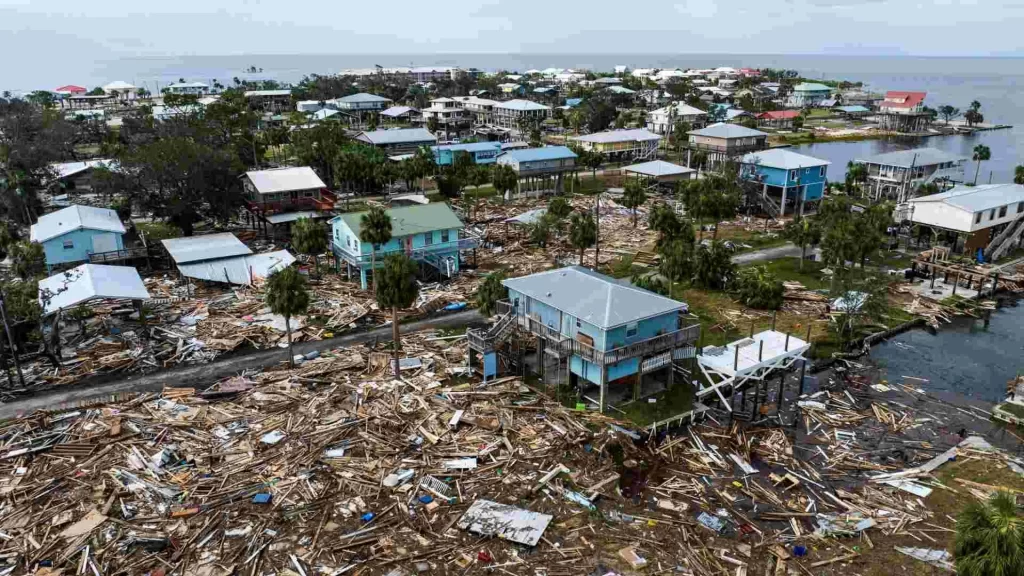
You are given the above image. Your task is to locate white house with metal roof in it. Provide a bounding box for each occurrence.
[492,99,551,130]
[570,128,662,161]
[242,166,330,212]
[468,266,700,412]
[786,82,833,108]
[687,123,768,167]
[496,146,577,197]
[31,205,127,269]
[162,233,295,286]
[902,184,1024,259]
[166,82,210,95]
[354,128,438,154]
[854,147,967,202]
[647,102,708,134]
[332,93,393,112]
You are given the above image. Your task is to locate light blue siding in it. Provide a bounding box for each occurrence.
[742,163,828,202]
[330,218,463,288]
[41,228,125,267]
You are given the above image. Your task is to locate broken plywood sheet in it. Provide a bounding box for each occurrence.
[457,499,552,546]
[895,547,955,572]
[59,508,107,539]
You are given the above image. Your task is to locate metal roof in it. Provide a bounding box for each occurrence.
[836,105,871,113]
[178,250,296,286]
[495,99,550,112]
[312,109,341,121]
[162,233,252,265]
[168,82,209,89]
[855,147,965,168]
[793,82,833,92]
[605,86,636,95]
[335,92,392,104]
[245,167,326,194]
[497,146,577,164]
[103,81,136,90]
[381,106,418,117]
[335,202,464,239]
[264,211,329,225]
[908,184,1024,214]
[504,208,548,225]
[622,160,695,178]
[503,266,686,330]
[688,122,767,139]
[652,103,706,117]
[244,90,292,97]
[39,264,150,316]
[741,148,830,170]
[356,128,437,146]
[432,142,502,154]
[30,205,126,243]
[48,159,116,181]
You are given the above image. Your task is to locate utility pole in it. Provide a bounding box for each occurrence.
[0,288,25,388]
[594,193,600,270]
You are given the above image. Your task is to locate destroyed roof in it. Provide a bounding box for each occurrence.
[177,249,296,285]
[39,264,150,316]
[162,233,253,265]
[245,167,326,194]
[907,183,1024,214]
[504,208,548,225]
[334,202,464,238]
[30,205,126,243]
[502,266,687,329]
[855,147,965,168]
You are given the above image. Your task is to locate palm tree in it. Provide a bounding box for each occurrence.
[1015,165,1024,185]
[569,211,597,267]
[491,164,518,202]
[692,241,735,290]
[972,144,991,185]
[736,266,784,310]
[783,218,822,271]
[475,271,507,317]
[845,162,868,197]
[621,179,647,227]
[658,237,693,300]
[359,207,392,292]
[954,491,1024,576]
[291,218,328,276]
[265,267,310,368]
[376,254,420,377]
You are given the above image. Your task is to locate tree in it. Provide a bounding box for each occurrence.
[9,241,45,278]
[972,144,991,185]
[426,116,440,134]
[659,237,693,300]
[852,204,890,269]
[581,149,603,178]
[792,115,805,132]
[845,162,868,197]
[830,274,889,346]
[548,196,572,220]
[292,218,329,276]
[569,211,597,267]
[1015,165,1024,185]
[692,241,735,290]
[735,266,784,310]
[938,105,960,124]
[359,206,392,293]
[376,254,420,378]
[783,218,822,271]
[491,164,519,202]
[964,100,984,127]
[954,491,1024,576]
[528,212,556,247]
[264,267,310,368]
[476,271,507,317]
[621,179,647,227]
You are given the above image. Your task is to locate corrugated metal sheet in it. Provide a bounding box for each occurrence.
[39,264,150,316]
[245,167,326,194]
[162,233,252,265]
[30,205,126,243]
[177,250,295,286]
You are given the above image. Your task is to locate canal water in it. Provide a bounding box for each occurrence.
[870,299,1024,403]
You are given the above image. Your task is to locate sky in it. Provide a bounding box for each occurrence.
[2,0,1023,89]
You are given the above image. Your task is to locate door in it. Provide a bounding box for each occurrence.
[404,237,413,255]
[91,233,117,255]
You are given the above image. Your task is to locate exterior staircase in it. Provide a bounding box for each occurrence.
[468,303,517,354]
[985,213,1024,261]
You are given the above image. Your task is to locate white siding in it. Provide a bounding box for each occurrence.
[910,202,974,233]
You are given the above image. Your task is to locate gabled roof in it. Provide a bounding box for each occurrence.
[855,147,965,168]
[605,86,636,95]
[498,146,577,163]
[757,110,801,120]
[572,129,662,144]
[55,85,86,93]
[881,91,927,109]
[334,202,464,239]
[245,167,326,194]
[503,266,686,330]
[622,160,695,178]
[793,82,832,92]
[48,159,116,181]
[688,122,767,139]
[103,81,136,91]
[30,205,126,243]
[178,250,295,286]
[741,148,830,170]
[356,128,437,146]
[39,264,150,316]
[652,102,706,117]
[432,142,503,154]
[162,233,252,265]
[381,106,419,117]
[496,99,550,112]
[907,184,1024,213]
[336,92,392,104]
[168,82,209,89]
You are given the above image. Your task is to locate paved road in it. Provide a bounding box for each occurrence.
[732,243,821,265]
[0,309,484,419]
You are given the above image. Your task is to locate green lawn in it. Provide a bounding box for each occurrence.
[752,258,829,290]
[135,221,182,241]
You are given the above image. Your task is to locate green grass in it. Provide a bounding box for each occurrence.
[620,381,695,426]
[135,221,182,241]
[998,402,1024,419]
[752,258,829,290]
[805,108,833,118]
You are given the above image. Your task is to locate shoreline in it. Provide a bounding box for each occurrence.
[770,122,1014,147]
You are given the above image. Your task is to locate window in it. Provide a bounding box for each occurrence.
[819,166,826,177]
[789,170,797,180]
[304,190,313,197]
[1018,202,1024,214]
[575,318,581,328]
[424,232,434,245]
[999,205,1008,218]
[334,229,339,240]
[976,212,983,224]
[626,323,638,338]
[63,239,74,250]
[990,209,997,221]
[441,230,449,243]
